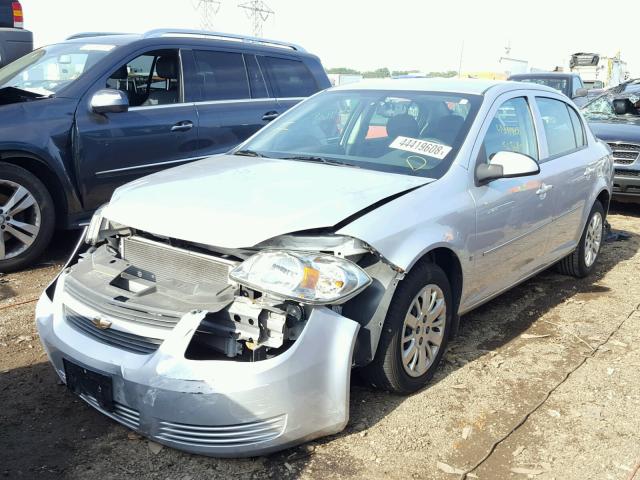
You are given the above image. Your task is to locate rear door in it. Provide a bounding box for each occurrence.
[533,96,592,258]
[469,94,556,303]
[258,55,320,112]
[75,48,200,211]
[190,49,279,154]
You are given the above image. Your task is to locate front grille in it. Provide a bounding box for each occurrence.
[156,415,287,447]
[82,394,141,429]
[121,236,234,289]
[65,277,181,330]
[64,306,163,355]
[607,142,640,165]
[615,168,640,177]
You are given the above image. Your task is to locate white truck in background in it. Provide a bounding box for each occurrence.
[570,52,629,90]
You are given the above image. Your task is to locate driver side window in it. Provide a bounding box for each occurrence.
[480,97,538,164]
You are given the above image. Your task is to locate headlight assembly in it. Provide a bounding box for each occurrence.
[229,250,372,305]
[85,204,130,245]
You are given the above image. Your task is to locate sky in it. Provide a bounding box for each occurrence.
[19,0,640,76]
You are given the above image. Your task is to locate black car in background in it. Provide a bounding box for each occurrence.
[0,0,32,67]
[508,72,589,106]
[582,81,640,203]
[0,29,330,271]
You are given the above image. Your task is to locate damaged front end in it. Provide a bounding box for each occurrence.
[36,209,402,456]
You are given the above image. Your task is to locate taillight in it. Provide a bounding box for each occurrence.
[12,1,23,29]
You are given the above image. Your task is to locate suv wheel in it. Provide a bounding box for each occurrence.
[361,261,452,394]
[556,200,605,278]
[0,163,55,272]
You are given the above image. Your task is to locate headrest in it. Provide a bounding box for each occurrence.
[386,114,420,139]
[156,56,177,79]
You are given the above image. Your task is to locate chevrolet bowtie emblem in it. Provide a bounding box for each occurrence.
[91,316,112,330]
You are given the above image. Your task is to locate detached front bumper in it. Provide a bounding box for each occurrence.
[36,274,360,457]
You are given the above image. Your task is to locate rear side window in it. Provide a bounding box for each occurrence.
[193,50,250,101]
[481,97,539,162]
[259,56,317,98]
[567,106,586,147]
[536,97,579,157]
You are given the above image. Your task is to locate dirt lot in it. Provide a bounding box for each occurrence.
[1,203,639,480]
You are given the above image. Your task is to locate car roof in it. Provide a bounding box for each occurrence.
[330,78,561,96]
[509,72,575,79]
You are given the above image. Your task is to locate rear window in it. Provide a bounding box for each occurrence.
[259,56,317,98]
[193,50,250,101]
[515,77,569,95]
[0,1,14,28]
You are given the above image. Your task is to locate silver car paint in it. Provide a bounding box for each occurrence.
[36,79,613,456]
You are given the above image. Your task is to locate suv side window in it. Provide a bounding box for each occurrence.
[572,76,584,96]
[244,54,269,98]
[193,50,250,101]
[107,49,181,107]
[259,56,317,98]
[536,97,578,157]
[480,97,538,163]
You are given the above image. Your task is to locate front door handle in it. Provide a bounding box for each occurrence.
[536,183,553,197]
[171,121,194,132]
[262,111,279,122]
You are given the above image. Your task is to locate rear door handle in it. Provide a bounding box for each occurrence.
[171,121,194,132]
[262,111,279,122]
[536,183,553,196]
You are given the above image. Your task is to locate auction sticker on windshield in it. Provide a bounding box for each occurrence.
[390,136,452,159]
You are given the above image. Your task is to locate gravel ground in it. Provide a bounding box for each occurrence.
[1,203,639,480]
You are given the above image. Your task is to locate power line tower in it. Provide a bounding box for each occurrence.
[238,0,274,37]
[192,0,223,31]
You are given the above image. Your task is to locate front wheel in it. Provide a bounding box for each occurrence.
[556,200,605,278]
[361,261,452,394]
[0,163,55,272]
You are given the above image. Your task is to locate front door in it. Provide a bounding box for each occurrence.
[469,95,556,304]
[75,48,200,211]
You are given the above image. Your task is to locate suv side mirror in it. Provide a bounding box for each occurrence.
[91,89,129,114]
[476,151,540,185]
[574,88,588,98]
[613,98,632,115]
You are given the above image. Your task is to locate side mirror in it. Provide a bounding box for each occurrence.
[574,88,588,98]
[613,98,632,115]
[476,151,540,185]
[91,89,129,114]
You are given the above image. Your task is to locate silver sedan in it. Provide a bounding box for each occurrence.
[36,79,613,456]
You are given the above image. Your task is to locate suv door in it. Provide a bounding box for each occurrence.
[533,96,592,257]
[75,48,199,211]
[258,55,320,111]
[189,50,279,155]
[469,95,556,302]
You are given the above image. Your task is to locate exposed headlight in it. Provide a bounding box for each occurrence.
[85,204,108,245]
[229,250,372,304]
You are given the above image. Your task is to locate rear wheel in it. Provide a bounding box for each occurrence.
[361,261,452,394]
[0,163,55,272]
[556,200,604,278]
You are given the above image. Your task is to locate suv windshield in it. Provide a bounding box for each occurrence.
[0,42,116,95]
[240,89,481,178]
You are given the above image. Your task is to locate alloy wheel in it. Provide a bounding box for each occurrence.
[401,284,446,377]
[0,179,41,260]
[584,211,602,268]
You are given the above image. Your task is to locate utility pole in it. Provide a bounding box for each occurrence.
[457,40,465,78]
[192,0,222,31]
[238,0,274,37]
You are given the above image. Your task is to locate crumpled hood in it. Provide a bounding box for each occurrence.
[588,116,640,142]
[105,155,431,248]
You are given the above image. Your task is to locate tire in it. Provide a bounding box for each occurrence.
[556,200,605,278]
[361,261,452,394]
[0,162,55,273]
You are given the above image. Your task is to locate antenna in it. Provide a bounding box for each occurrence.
[192,0,223,31]
[238,0,274,37]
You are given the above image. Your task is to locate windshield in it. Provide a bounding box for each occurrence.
[239,89,482,179]
[515,77,568,94]
[0,43,116,95]
[582,95,615,118]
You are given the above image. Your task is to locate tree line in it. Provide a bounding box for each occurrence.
[327,67,457,78]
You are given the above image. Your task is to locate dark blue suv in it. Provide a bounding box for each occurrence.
[0,29,330,271]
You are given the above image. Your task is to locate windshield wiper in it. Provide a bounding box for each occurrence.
[234,149,269,158]
[281,155,359,168]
